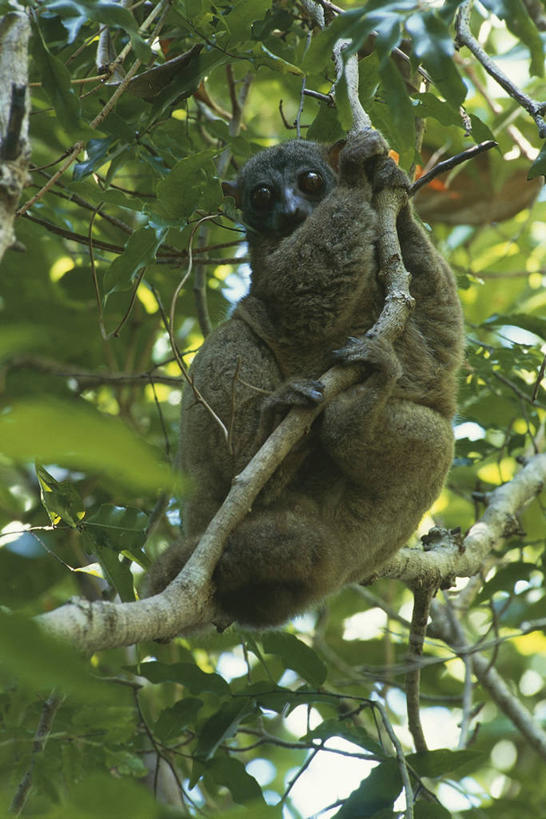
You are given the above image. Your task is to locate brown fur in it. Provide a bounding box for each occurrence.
[144,132,464,627]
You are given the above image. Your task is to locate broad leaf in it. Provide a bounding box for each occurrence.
[261,631,327,686]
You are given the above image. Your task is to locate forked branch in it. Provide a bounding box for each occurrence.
[456,0,546,137]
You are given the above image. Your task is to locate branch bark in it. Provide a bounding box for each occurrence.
[456,0,546,137]
[380,454,546,585]
[0,7,31,259]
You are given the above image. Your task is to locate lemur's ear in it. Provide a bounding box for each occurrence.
[326,139,347,172]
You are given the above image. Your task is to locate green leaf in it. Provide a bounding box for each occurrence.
[481,312,546,339]
[463,393,524,427]
[475,562,538,604]
[414,92,462,127]
[46,0,151,61]
[468,113,496,145]
[36,464,85,527]
[85,533,136,602]
[0,611,119,702]
[222,0,270,44]
[136,661,230,695]
[481,0,544,77]
[261,631,327,686]
[72,704,136,743]
[104,225,167,295]
[414,802,452,818]
[85,504,150,566]
[252,7,294,40]
[237,682,303,713]
[207,756,264,804]
[307,104,345,143]
[43,772,158,818]
[529,142,546,179]
[374,16,402,64]
[0,325,41,360]
[104,749,148,778]
[0,398,175,493]
[194,698,255,760]
[32,25,88,138]
[155,152,222,222]
[378,57,415,166]
[154,698,203,742]
[302,9,368,73]
[334,758,402,817]
[407,748,485,778]
[73,137,115,180]
[335,72,354,132]
[358,52,382,106]
[256,43,302,75]
[304,719,385,757]
[0,545,64,606]
[406,11,467,106]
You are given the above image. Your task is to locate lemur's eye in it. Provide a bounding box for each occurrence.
[299,171,324,194]
[251,185,274,210]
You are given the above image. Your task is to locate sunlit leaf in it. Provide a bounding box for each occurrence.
[36,464,85,527]
[0,398,175,492]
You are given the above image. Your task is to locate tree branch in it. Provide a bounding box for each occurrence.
[406,586,435,753]
[380,453,546,584]
[33,5,546,654]
[430,598,546,761]
[409,140,497,196]
[0,8,31,259]
[9,692,64,815]
[455,0,546,137]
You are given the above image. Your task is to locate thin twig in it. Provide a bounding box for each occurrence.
[4,355,184,388]
[409,140,497,196]
[406,586,435,753]
[431,600,546,760]
[456,0,546,137]
[531,354,546,403]
[10,692,64,815]
[168,215,230,442]
[373,701,414,819]
[442,592,474,749]
[17,0,168,217]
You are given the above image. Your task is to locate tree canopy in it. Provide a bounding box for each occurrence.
[0,0,545,817]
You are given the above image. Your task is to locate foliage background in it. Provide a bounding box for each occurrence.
[0,0,545,816]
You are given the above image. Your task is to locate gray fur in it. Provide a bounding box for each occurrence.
[144,132,464,628]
